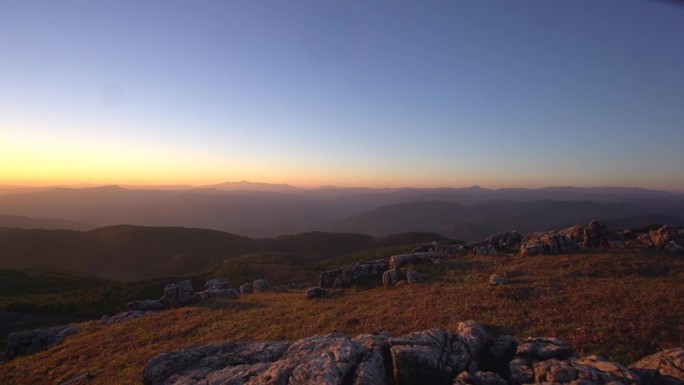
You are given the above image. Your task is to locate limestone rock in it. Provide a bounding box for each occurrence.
[389,326,486,385]
[482,335,517,377]
[205,278,231,290]
[240,282,254,294]
[204,288,239,298]
[471,242,499,256]
[533,356,640,385]
[382,269,401,285]
[631,348,684,385]
[453,371,508,385]
[516,337,575,361]
[319,259,388,289]
[128,299,164,311]
[6,324,79,359]
[406,271,423,284]
[142,333,390,385]
[520,232,579,256]
[253,279,271,293]
[161,280,198,308]
[489,274,506,285]
[141,340,290,385]
[306,287,327,299]
[389,252,434,269]
[487,231,523,250]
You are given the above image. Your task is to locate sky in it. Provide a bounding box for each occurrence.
[1,1,683,190]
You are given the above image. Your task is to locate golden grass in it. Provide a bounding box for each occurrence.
[1,250,683,385]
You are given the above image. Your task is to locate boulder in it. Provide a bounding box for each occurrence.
[389,324,488,385]
[382,269,401,285]
[489,274,506,285]
[406,271,423,284]
[631,348,684,385]
[559,225,585,243]
[6,325,79,359]
[305,287,327,299]
[239,282,254,294]
[161,280,198,308]
[635,226,684,254]
[582,219,610,248]
[253,279,271,293]
[127,299,164,311]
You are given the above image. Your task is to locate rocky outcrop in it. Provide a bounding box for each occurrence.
[5,324,79,359]
[253,279,271,293]
[636,226,684,254]
[488,231,523,250]
[143,320,662,385]
[319,259,388,289]
[631,348,684,385]
[470,242,499,256]
[520,232,579,256]
[389,252,436,269]
[161,280,199,308]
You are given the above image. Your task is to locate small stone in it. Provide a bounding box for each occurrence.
[489,274,506,285]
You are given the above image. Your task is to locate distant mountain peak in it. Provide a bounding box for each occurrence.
[203,181,298,192]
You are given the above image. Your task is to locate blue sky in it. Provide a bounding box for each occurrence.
[1,1,683,190]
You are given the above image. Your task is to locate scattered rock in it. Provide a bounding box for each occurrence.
[631,348,684,385]
[161,280,198,308]
[6,325,79,359]
[253,278,271,293]
[406,271,423,284]
[101,310,159,324]
[489,274,506,285]
[239,282,254,294]
[305,287,327,299]
[127,299,164,311]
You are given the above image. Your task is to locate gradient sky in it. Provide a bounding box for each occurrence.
[1,1,683,190]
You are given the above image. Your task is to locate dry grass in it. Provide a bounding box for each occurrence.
[1,250,683,385]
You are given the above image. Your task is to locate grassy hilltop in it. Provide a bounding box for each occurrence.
[0,248,682,385]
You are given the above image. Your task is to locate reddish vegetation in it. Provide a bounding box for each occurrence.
[0,250,683,385]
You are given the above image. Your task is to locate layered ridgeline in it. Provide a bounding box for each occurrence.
[0,226,450,280]
[0,185,683,240]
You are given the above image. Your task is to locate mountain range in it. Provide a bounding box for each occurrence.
[0,183,683,241]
